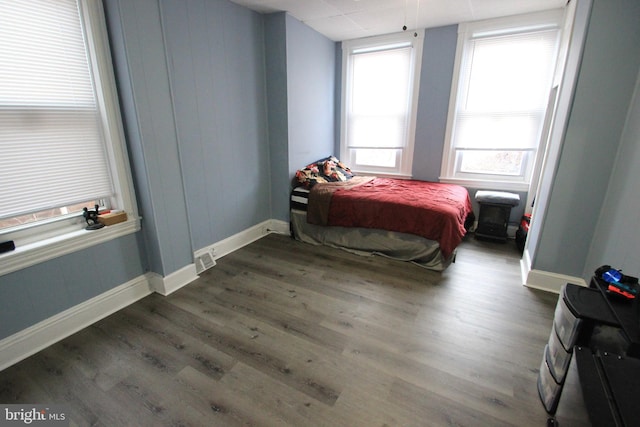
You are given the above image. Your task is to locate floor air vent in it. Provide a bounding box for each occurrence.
[195,249,216,274]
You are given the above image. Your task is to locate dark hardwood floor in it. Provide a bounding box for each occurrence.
[0,233,559,426]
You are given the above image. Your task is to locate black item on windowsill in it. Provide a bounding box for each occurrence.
[83,205,105,230]
[0,240,15,254]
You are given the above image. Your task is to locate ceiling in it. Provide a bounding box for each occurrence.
[228,0,567,41]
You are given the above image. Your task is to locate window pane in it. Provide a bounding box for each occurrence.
[351,47,411,116]
[458,150,524,176]
[465,31,559,112]
[454,112,541,149]
[348,46,412,153]
[0,200,98,230]
[348,115,405,148]
[354,149,397,168]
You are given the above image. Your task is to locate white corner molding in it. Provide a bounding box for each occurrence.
[520,250,587,293]
[148,264,199,296]
[0,274,152,372]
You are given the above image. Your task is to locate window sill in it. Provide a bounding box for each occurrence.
[0,217,140,277]
[439,176,530,192]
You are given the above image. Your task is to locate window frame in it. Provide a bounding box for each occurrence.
[340,31,424,177]
[440,10,563,191]
[0,0,139,277]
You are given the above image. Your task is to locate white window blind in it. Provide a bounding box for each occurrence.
[440,11,563,190]
[347,45,412,150]
[454,29,559,153]
[341,32,423,176]
[0,0,113,220]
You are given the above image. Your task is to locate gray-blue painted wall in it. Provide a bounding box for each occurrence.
[160,0,271,249]
[104,0,193,276]
[0,233,145,339]
[265,12,336,222]
[533,0,640,278]
[265,13,290,223]
[413,25,458,183]
[585,71,640,279]
[285,14,336,179]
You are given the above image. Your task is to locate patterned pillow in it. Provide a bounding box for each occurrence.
[295,156,354,188]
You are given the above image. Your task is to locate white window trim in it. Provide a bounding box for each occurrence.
[439,10,564,192]
[0,0,140,277]
[340,31,424,177]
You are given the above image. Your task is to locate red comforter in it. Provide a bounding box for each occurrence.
[308,178,474,259]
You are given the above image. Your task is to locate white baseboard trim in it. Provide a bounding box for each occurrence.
[521,252,587,294]
[0,274,152,372]
[153,219,290,295]
[520,248,533,286]
[194,219,290,263]
[148,263,199,296]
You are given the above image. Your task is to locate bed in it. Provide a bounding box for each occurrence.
[290,156,475,271]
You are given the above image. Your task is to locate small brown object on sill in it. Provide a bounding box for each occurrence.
[97,211,127,226]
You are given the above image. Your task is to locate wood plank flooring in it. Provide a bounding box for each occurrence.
[0,233,559,426]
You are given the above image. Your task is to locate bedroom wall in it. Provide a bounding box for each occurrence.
[523,0,590,275]
[584,70,640,279]
[106,0,273,259]
[265,13,291,224]
[412,25,457,183]
[0,234,146,340]
[532,0,640,278]
[160,0,272,250]
[266,12,336,222]
[285,14,336,180]
[104,0,193,276]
